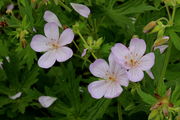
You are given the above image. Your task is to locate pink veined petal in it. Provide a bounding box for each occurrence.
[104,82,123,98]
[88,80,109,99]
[145,70,154,79]
[108,53,127,76]
[129,38,146,57]
[89,59,109,78]
[38,96,57,108]
[127,68,144,82]
[59,28,74,46]
[139,52,155,71]
[70,3,90,18]
[44,22,59,40]
[116,73,129,87]
[55,47,73,62]
[30,35,50,52]
[154,45,168,54]
[108,53,116,72]
[111,43,129,65]
[44,10,62,28]
[38,50,57,69]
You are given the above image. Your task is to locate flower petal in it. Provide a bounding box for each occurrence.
[9,92,22,100]
[44,22,59,40]
[127,68,144,82]
[145,70,154,79]
[38,96,57,108]
[88,80,109,99]
[81,48,88,57]
[108,53,129,86]
[109,53,125,75]
[70,3,90,18]
[44,10,62,28]
[139,53,155,70]
[104,83,123,98]
[154,45,168,54]
[111,43,129,65]
[30,35,49,52]
[129,38,146,57]
[117,73,129,87]
[55,47,73,62]
[38,51,56,68]
[89,59,109,78]
[59,28,74,46]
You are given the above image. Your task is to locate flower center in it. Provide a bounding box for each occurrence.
[48,40,60,49]
[51,43,60,49]
[108,75,116,82]
[124,53,140,68]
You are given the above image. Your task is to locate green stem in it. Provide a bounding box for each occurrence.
[171,6,176,23]
[73,40,80,51]
[77,31,98,60]
[58,1,71,12]
[118,101,123,120]
[165,5,171,21]
[158,40,172,94]
[77,31,88,46]
[73,54,92,63]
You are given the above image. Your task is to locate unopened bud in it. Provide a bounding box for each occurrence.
[132,35,139,38]
[163,0,176,6]
[148,110,159,120]
[153,36,169,47]
[162,107,169,116]
[21,39,27,48]
[6,4,14,14]
[31,0,36,3]
[143,21,157,33]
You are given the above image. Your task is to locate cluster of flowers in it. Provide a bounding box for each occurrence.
[8,3,91,108]
[7,2,166,108]
[29,2,157,107]
[88,38,155,99]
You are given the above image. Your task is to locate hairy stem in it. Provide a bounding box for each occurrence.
[118,101,123,120]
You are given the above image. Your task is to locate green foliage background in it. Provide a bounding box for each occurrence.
[0,0,180,119]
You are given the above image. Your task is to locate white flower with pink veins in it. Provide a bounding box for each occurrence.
[88,54,129,99]
[111,38,155,82]
[30,22,74,68]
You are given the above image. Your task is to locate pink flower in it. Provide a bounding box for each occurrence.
[43,10,62,28]
[111,38,155,82]
[88,54,129,99]
[70,3,90,18]
[30,23,74,68]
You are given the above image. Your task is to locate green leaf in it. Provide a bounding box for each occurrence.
[169,29,180,51]
[137,87,156,105]
[0,97,12,108]
[171,83,180,105]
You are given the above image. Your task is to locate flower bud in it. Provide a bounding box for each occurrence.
[6,4,14,14]
[153,36,169,47]
[177,0,180,4]
[21,39,27,48]
[148,109,159,120]
[143,21,157,33]
[163,0,176,6]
